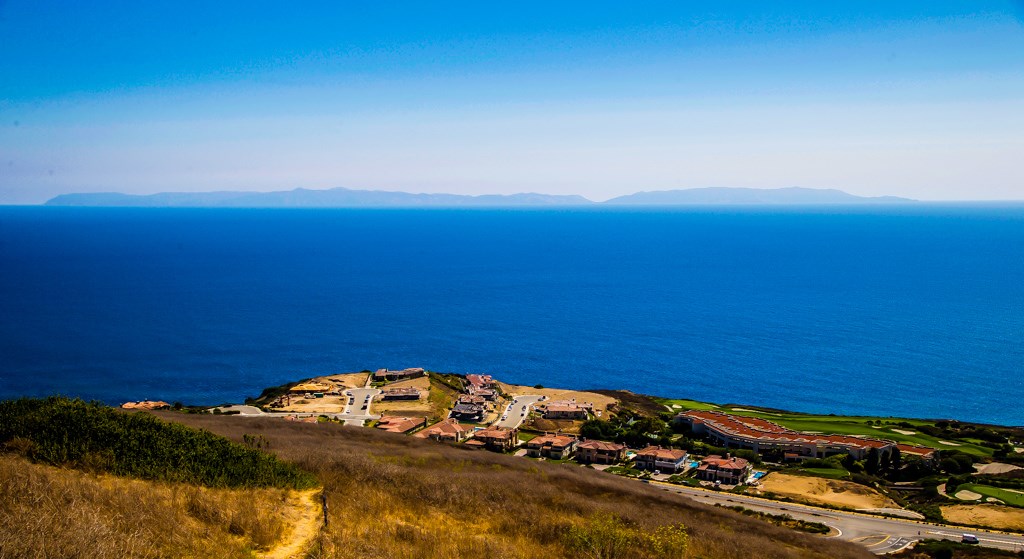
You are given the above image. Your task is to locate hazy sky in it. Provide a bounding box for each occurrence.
[2,1,1023,203]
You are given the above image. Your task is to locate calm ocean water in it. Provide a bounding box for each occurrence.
[1,205,1022,425]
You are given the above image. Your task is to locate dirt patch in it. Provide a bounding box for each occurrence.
[278,395,346,414]
[258,489,321,559]
[501,383,617,415]
[372,375,435,415]
[528,418,583,434]
[755,472,899,510]
[941,504,1024,531]
[315,372,369,390]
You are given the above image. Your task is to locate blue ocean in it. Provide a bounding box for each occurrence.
[1,205,1022,425]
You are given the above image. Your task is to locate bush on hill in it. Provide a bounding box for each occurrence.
[0,397,316,489]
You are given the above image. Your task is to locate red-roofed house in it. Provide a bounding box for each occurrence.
[414,418,473,443]
[376,416,427,434]
[576,440,627,465]
[696,454,752,485]
[471,426,518,452]
[634,446,689,473]
[525,434,578,459]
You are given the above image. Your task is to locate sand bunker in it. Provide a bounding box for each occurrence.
[891,429,916,435]
[756,472,899,510]
[975,462,1023,475]
[955,490,982,501]
[938,440,962,446]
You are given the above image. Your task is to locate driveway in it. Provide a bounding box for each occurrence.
[494,395,543,429]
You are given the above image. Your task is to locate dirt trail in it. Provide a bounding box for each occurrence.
[258,489,321,559]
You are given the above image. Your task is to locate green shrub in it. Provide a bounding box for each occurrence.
[0,397,316,490]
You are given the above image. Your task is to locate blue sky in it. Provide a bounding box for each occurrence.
[1,1,1023,203]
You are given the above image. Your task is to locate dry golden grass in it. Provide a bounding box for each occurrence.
[756,472,899,510]
[499,382,618,413]
[0,453,295,559]
[158,412,873,559]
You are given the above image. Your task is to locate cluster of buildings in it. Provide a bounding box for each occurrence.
[676,410,936,463]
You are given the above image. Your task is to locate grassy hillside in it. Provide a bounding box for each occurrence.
[0,453,302,558]
[0,397,315,489]
[160,412,874,559]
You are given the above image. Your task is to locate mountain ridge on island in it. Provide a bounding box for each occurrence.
[44,186,915,207]
[603,186,914,205]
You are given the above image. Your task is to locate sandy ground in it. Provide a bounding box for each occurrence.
[756,472,899,510]
[975,462,1024,475]
[278,395,346,414]
[891,429,917,435]
[258,489,321,559]
[498,382,618,413]
[938,440,962,446]
[955,490,983,501]
[372,375,434,414]
[941,504,1024,531]
[315,372,370,390]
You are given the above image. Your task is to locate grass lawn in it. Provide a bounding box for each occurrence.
[959,484,1024,508]
[792,467,850,480]
[656,398,721,411]
[665,398,993,457]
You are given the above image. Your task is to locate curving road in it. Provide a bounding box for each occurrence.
[494,395,543,429]
[651,482,1024,554]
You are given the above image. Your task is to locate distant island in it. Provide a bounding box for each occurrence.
[45,186,915,207]
[603,187,915,205]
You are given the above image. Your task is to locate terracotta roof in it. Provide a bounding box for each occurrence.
[529,434,577,449]
[376,416,425,433]
[682,410,895,451]
[466,374,494,388]
[414,418,471,438]
[701,454,750,470]
[636,446,687,461]
[578,440,626,452]
[474,426,515,440]
[896,444,937,457]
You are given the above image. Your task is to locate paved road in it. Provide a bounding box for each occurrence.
[494,395,543,429]
[652,482,1024,554]
[213,390,382,426]
[339,388,381,425]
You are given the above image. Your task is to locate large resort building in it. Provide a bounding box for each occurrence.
[678,410,936,462]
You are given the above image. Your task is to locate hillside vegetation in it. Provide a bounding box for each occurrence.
[0,454,299,558]
[0,397,315,489]
[161,412,873,559]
